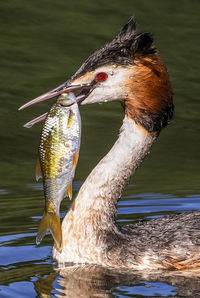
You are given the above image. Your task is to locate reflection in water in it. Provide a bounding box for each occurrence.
[34,271,59,297]
[34,264,200,297]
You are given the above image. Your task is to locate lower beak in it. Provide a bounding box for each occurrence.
[18,82,91,111]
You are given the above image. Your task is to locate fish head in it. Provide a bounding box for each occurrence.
[56,92,77,107]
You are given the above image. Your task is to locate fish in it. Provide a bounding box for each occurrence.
[35,92,81,252]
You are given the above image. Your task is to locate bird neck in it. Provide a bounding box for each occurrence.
[63,116,156,233]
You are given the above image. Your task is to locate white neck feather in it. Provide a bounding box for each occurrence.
[76,116,155,206]
[53,116,156,264]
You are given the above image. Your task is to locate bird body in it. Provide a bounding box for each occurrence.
[53,117,200,270]
[19,18,200,270]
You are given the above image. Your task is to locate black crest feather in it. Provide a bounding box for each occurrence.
[72,18,156,80]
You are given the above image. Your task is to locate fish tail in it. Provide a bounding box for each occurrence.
[36,212,62,252]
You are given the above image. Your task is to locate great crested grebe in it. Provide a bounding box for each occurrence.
[20,18,200,270]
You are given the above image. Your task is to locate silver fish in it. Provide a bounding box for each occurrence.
[35,92,81,251]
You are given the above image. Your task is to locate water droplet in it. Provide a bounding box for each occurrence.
[129,76,134,79]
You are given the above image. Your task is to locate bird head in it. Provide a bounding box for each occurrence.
[19,18,173,134]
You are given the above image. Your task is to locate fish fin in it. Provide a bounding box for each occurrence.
[73,151,79,168]
[67,110,73,128]
[36,157,42,181]
[68,183,73,200]
[36,212,62,252]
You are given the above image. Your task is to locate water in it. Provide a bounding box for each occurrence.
[1,0,200,297]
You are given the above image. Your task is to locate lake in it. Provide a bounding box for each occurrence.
[0,0,200,297]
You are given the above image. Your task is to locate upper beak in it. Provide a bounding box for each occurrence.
[18,81,91,111]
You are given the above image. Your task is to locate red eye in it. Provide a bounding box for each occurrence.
[96,72,108,82]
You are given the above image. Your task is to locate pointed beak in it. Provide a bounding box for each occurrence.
[18,81,92,111]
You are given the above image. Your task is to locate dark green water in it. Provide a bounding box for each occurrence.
[0,0,200,297]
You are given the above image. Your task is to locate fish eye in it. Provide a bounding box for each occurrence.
[96,72,108,82]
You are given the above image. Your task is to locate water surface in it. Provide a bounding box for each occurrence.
[1,0,200,297]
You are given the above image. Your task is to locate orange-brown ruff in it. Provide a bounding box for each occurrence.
[125,55,173,132]
[20,18,200,270]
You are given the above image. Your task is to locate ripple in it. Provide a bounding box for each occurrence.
[0,245,52,266]
[114,281,177,297]
[0,189,10,195]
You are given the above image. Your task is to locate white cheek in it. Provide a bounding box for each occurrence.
[91,83,119,103]
[82,67,131,104]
